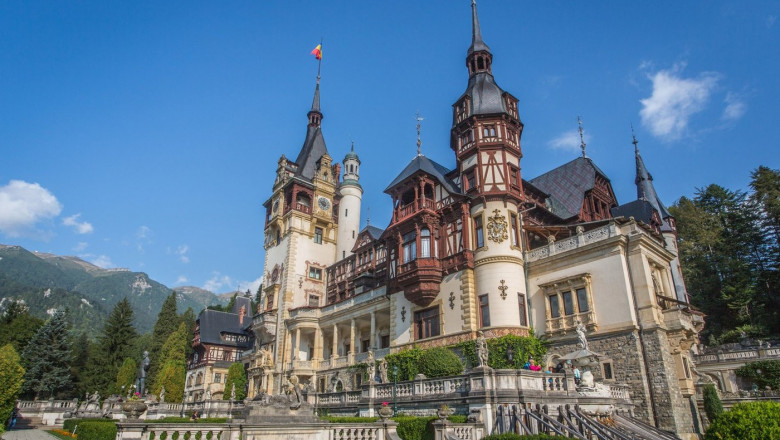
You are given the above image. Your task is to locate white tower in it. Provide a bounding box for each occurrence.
[336,145,363,260]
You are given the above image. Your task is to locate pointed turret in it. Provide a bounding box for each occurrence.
[466,0,493,77]
[467,0,491,56]
[634,136,672,226]
[295,81,328,180]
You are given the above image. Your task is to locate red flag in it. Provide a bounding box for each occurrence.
[311,44,322,60]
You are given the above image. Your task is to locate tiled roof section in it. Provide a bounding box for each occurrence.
[635,149,673,232]
[384,155,463,196]
[611,199,658,225]
[362,225,385,240]
[462,73,507,116]
[293,125,328,181]
[529,157,611,219]
[196,296,253,348]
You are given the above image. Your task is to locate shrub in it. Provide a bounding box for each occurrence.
[394,416,435,440]
[736,360,780,390]
[457,333,547,370]
[417,347,463,378]
[0,344,25,432]
[115,358,137,394]
[384,348,424,381]
[702,384,723,422]
[77,421,118,440]
[223,363,247,401]
[63,419,115,433]
[704,401,780,440]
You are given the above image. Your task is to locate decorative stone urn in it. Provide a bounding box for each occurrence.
[378,404,393,421]
[121,400,148,419]
[437,405,452,421]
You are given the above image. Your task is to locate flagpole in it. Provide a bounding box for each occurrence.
[317,38,322,84]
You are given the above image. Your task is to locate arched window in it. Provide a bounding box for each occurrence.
[420,228,431,258]
[403,231,417,263]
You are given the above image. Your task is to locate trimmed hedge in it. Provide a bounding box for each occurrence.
[704,401,780,440]
[78,421,118,440]
[418,347,463,378]
[394,416,435,440]
[63,419,115,433]
[702,384,723,422]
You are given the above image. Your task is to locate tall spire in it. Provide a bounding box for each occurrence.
[468,0,491,55]
[633,131,672,220]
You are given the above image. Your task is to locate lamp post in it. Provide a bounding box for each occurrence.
[392,366,398,414]
[507,346,515,365]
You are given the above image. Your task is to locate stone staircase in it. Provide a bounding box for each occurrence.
[13,415,44,430]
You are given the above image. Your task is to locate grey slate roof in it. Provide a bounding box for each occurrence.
[635,148,673,231]
[529,157,612,219]
[293,83,329,181]
[362,225,385,240]
[611,199,659,225]
[384,154,463,196]
[467,0,491,55]
[196,296,253,348]
[462,73,507,116]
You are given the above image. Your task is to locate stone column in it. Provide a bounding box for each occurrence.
[349,318,356,363]
[332,324,339,358]
[294,328,301,363]
[370,311,376,350]
[314,328,323,362]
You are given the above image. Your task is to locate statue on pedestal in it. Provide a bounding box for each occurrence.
[366,351,376,383]
[476,331,489,367]
[576,321,589,351]
[135,351,150,396]
[378,359,389,383]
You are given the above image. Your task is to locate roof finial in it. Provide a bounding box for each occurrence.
[631,123,639,154]
[578,116,586,158]
[351,140,354,152]
[416,111,424,156]
[366,205,371,226]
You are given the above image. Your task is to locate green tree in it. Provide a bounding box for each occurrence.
[148,292,179,385]
[704,401,780,440]
[21,309,72,399]
[70,331,92,397]
[179,307,196,359]
[0,302,44,353]
[151,322,189,401]
[115,358,137,395]
[702,383,723,423]
[0,344,25,432]
[223,362,247,400]
[84,298,137,395]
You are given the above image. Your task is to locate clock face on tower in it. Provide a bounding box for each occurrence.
[318,196,331,211]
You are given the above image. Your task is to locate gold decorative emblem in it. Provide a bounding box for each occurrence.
[486,209,508,243]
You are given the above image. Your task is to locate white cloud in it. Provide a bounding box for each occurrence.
[639,64,720,141]
[0,180,62,237]
[136,225,152,253]
[203,272,234,293]
[91,255,114,268]
[236,276,264,297]
[176,275,189,284]
[73,242,88,252]
[547,130,590,154]
[176,245,190,264]
[63,213,94,234]
[722,92,747,122]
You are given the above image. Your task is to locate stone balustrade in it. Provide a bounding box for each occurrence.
[693,346,780,364]
[527,224,616,263]
[15,399,78,426]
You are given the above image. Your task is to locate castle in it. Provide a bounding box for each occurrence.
[186,2,704,436]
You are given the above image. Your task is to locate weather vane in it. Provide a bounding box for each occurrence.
[631,123,639,153]
[578,116,586,158]
[416,111,424,156]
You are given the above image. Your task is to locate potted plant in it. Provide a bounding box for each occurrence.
[121,392,148,419]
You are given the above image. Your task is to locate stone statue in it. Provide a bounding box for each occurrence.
[135,351,150,396]
[580,369,595,388]
[159,386,166,403]
[205,389,212,400]
[230,383,236,401]
[89,390,100,403]
[258,346,273,368]
[476,331,489,367]
[378,359,389,383]
[366,350,376,383]
[287,375,302,410]
[576,320,589,351]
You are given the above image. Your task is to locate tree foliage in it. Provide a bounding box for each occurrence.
[83,298,137,395]
[736,360,780,390]
[384,347,424,381]
[223,362,247,400]
[0,301,44,353]
[670,168,780,340]
[21,309,72,399]
[151,322,189,401]
[0,344,25,432]
[702,383,723,423]
[148,292,179,385]
[115,358,137,395]
[704,401,780,440]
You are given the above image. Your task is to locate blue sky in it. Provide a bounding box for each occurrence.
[1,1,777,294]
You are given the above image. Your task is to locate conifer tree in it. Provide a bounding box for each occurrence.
[69,331,91,397]
[151,322,189,402]
[148,292,178,385]
[84,298,137,395]
[0,302,44,353]
[179,307,196,359]
[115,358,137,396]
[21,309,72,399]
[223,363,247,401]
[0,344,25,430]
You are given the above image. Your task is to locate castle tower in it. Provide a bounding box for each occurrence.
[336,145,363,259]
[453,0,529,331]
[258,79,339,394]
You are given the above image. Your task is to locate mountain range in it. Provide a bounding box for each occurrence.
[0,244,230,335]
